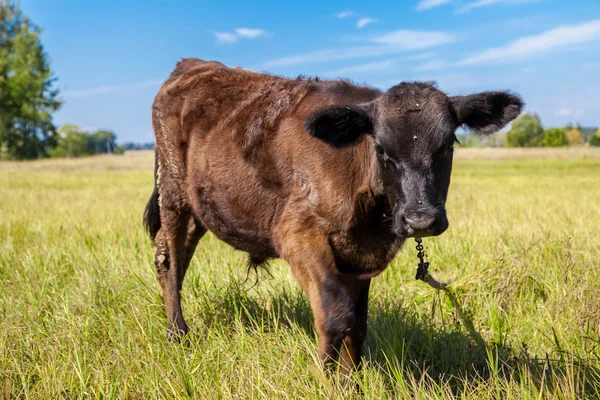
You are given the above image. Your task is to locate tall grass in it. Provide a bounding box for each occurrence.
[1,149,599,399]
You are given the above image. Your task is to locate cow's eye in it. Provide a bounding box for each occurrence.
[446,145,454,154]
[374,143,385,156]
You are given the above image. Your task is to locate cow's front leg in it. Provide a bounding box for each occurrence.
[339,277,371,376]
[276,232,367,378]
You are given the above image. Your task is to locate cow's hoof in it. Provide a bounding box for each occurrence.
[167,324,189,343]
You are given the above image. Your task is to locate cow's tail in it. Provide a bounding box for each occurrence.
[143,149,161,241]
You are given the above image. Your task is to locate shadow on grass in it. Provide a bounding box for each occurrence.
[184,277,600,397]
[366,291,600,397]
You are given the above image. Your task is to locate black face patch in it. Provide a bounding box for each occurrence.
[370,82,458,238]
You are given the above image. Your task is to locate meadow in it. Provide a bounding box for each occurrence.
[1,148,599,399]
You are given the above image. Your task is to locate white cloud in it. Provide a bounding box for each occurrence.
[214,28,269,44]
[62,80,163,99]
[214,31,238,43]
[356,18,378,29]
[456,0,500,13]
[373,30,455,48]
[456,0,544,14]
[555,109,584,118]
[413,59,448,71]
[457,19,600,66]
[235,28,267,39]
[325,60,395,76]
[335,10,356,19]
[415,0,451,11]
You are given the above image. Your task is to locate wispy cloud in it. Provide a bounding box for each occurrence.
[356,18,378,29]
[415,0,451,11]
[325,60,396,76]
[456,0,500,13]
[214,31,238,43]
[335,10,356,19]
[373,30,454,48]
[555,108,584,118]
[214,27,269,44]
[413,59,448,71]
[457,19,600,65]
[235,28,267,39]
[62,80,163,99]
[259,30,454,69]
[406,52,435,60]
[456,0,543,14]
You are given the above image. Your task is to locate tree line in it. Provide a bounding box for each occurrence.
[1,2,599,160]
[504,114,599,148]
[49,124,124,158]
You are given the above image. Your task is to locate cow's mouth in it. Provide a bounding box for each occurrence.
[393,215,449,239]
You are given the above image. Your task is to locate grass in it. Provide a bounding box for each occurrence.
[1,148,599,399]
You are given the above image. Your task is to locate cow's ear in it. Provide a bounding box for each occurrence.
[305,104,374,147]
[450,91,523,135]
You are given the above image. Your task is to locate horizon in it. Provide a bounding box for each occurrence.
[21,0,600,142]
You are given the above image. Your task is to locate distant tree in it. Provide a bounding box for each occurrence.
[50,124,87,158]
[51,125,124,157]
[589,128,600,147]
[122,142,155,151]
[90,129,117,154]
[542,128,568,147]
[565,128,585,146]
[0,1,61,159]
[505,113,544,147]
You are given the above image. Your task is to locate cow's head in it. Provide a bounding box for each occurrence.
[305,82,523,239]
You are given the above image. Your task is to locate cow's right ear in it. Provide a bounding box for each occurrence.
[305,104,373,147]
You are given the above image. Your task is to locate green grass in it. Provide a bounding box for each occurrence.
[1,149,599,399]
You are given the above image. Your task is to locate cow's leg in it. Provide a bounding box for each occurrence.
[277,232,366,376]
[179,216,207,290]
[339,277,371,378]
[153,163,196,340]
[155,206,191,340]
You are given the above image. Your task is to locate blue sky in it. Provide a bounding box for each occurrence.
[21,0,600,143]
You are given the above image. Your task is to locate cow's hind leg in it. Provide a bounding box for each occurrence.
[154,171,205,340]
[180,216,207,289]
[154,208,190,340]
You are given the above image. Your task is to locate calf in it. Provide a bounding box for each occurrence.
[144,58,523,376]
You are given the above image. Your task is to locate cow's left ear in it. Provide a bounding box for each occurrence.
[305,104,373,147]
[450,91,524,135]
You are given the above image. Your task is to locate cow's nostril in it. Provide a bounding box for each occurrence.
[404,214,437,232]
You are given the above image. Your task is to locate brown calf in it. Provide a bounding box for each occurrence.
[144,58,523,376]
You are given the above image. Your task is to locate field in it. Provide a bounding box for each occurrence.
[1,148,600,399]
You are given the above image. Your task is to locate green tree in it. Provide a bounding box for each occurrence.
[90,129,118,154]
[589,128,600,147]
[542,128,568,147]
[0,1,61,159]
[505,113,544,147]
[565,128,584,146]
[50,124,87,158]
